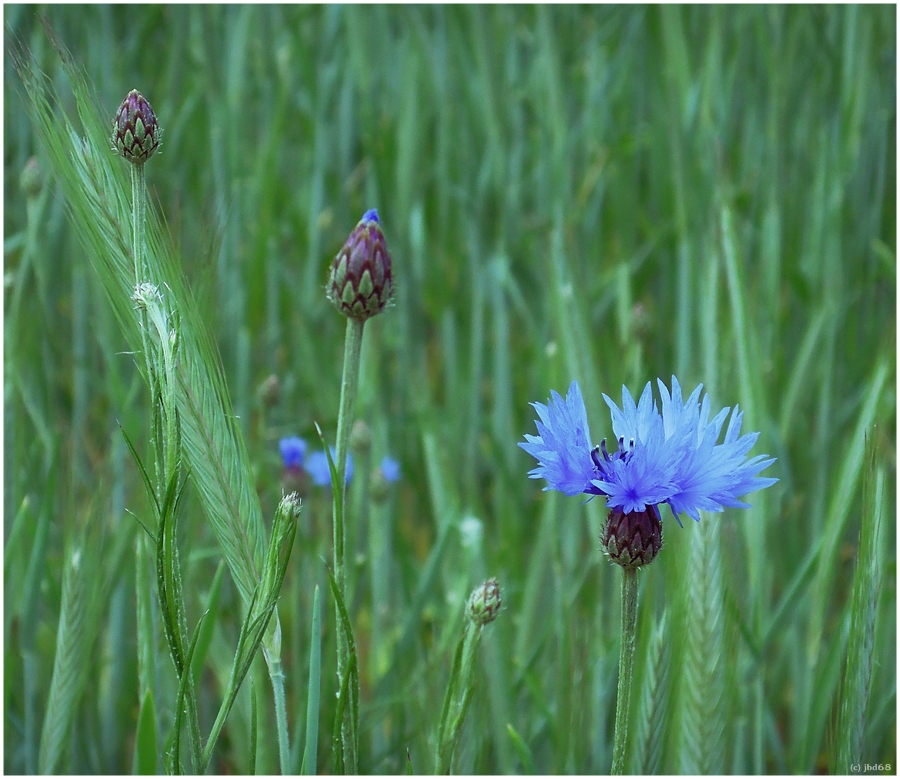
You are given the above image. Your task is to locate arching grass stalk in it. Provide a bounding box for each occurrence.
[324,209,394,772]
[16,39,298,772]
[611,567,638,774]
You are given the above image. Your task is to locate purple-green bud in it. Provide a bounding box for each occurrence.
[601,506,663,569]
[466,578,501,626]
[112,89,161,165]
[327,209,393,321]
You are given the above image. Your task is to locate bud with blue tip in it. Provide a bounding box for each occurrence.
[327,209,393,321]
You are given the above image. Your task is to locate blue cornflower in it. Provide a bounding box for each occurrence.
[307,447,354,487]
[520,377,777,527]
[279,436,307,469]
[379,455,401,483]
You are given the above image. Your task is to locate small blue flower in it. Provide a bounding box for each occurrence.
[380,456,401,483]
[279,436,307,469]
[520,378,777,525]
[361,208,380,224]
[307,447,354,487]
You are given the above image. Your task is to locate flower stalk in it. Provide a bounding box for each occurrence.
[520,376,778,774]
[116,89,203,772]
[434,580,501,774]
[611,567,638,774]
[326,209,392,772]
[332,316,364,773]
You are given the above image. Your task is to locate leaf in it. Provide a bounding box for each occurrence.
[133,690,159,775]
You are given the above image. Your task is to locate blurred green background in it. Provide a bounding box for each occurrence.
[4,5,896,775]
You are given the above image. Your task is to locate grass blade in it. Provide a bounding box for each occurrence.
[301,584,323,775]
[132,690,158,775]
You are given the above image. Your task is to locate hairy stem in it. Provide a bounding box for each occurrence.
[333,317,364,773]
[612,567,638,774]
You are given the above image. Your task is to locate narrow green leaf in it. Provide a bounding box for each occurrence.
[133,690,159,775]
[118,422,160,516]
[172,613,206,775]
[325,565,360,757]
[301,584,323,775]
[249,680,259,776]
[314,421,343,520]
[191,561,225,687]
[507,723,536,774]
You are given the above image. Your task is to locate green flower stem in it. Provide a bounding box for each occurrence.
[130,163,145,282]
[434,621,483,774]
[611,567,638,774]
[334,317,364,773]
[131,160,201,772]
[130,163,163,496]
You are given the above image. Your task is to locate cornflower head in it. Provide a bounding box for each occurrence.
[307,447,354,487]
[520,377,777,569]
[279,436,307,470]
[379,456,401,483]
[279,436,309,494]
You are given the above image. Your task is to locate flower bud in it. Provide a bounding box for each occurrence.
[20,157,42,199]
[601,506,663,569]
[466,578,501,626]
[112,89,161,165]
[349,419,372,458]
[327,209,393,321]
[370,456,400,504]
[256,374,281,408]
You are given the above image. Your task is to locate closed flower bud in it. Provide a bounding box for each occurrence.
[112,89,161,165]
[256,374,281,408]
[327,209,393,321]
[601,506,663,569]
[349,419,372,458]
[466,578,501,626]
[20,157,42,199]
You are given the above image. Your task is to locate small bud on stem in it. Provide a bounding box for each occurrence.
[112,89,161,165]
[327,209,393,321]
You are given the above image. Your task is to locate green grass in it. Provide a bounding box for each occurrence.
[4,5,896,774]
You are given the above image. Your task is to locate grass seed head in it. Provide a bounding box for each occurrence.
[112,89,161,165]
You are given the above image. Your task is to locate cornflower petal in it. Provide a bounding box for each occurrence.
[279,436,307,469]
[518,381,597,496]
[307,448,354,486]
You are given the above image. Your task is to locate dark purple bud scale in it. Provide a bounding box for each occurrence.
[112,89,161,165]
[327,211,393,321]
[601,505,663,569]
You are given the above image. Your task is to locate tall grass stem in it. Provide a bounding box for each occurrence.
[267,654,290,774]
